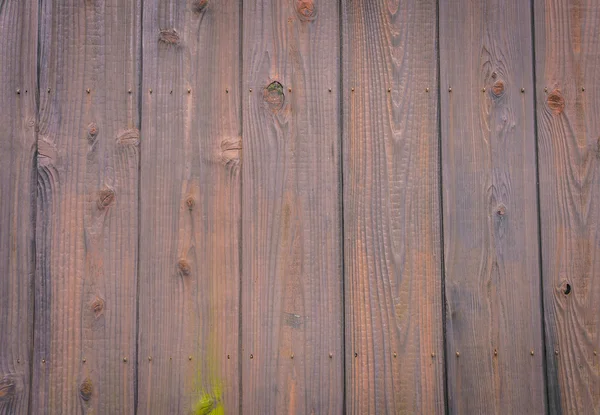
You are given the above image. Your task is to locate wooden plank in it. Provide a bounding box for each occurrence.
[341,0,444,413]
[534,0,600,412]
[137,1,241,413]
[32,0,141,412]
[0,0,37,413]
[439,1,546,413]
[241,1,343,413]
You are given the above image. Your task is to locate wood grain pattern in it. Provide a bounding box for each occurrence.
[32,0,141,412]
[241,1,343,413]
[137,1,241,413]
[439,1,546,413]
[534,0,600,413]
[0,0,37,413]
[341,0,444,413]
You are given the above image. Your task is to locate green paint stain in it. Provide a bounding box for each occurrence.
[193,392,224,415]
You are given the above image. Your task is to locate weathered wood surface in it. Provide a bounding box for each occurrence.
[341,0,444,413]
[241,0,344,413]
[535,0,600,413]
[439,0,546,413]
[0,0,37,413]
[137,1,241,413]
[32,0,141,412]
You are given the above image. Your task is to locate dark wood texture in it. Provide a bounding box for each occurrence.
[32,0,141,412]
[341,0,444,413]
[241,1,343,413]
[0,0,37,413]
[137,1,241,413]
[534,0,600,413]
[439,0,546,413]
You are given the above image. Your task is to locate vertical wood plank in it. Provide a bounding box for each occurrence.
[33,0,141,412]
[534,0,600,412]
[137,1,241,413]
[0,0,37,413]
[241,1,343,413]
[439,1,546,413]
[341,0,444,413]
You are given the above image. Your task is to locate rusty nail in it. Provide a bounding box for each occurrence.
[17,359,20,364]
[188,356,192,361]
[170,90,173,94]
[288,87,292,92]
[554,350,559,355]
[456,351,460,357]
[544,87,548,93]
[393,352,397,358]
[249,88,253,92]
[86,88,90,94]
[47,88,51,93]
[149,89,152,94]
[148,356,152,361]
[290,353,294,359]
[123,357,128,362]
[449,87,452,92]
[250,354,254,359]
[521,88,525,93]
[431,352,436,358]
[388,88,391,93]
[227,354,230,359]
[354,352,358,358]
[128,89,132,94]
[329,353,333,358]
[595,351,598,356]
[83,358,87,363]
[328,88,332,92]
[494,349,498,356]
[582,87,585,92]
[426,87,430,92]
[16,89,21,94]
[42,359,46,364]
[482,87,486,92]
[226,88,229,93]
[188,88,191,94]
[351,87,355,92]
[530,350,534,356]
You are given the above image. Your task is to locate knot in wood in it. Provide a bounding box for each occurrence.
[90,297,105,317]
[159,29,180,45]
[87,123,99,142]
[0,377,16,401]
[97,186,115,210]
[191,0,208,13]
[178,259,191,277]
[547,89,565,115]
[79,378,93,401]
[116,128,140,147]
[491,80,505,97]
[495,204,506,216]
[263,81,285,112]
[185,196,195,210]
[296,0,316,21]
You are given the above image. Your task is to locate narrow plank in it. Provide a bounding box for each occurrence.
[0,0,37,413]
[241,1,343,413]
[137,1,241,413]
[439,1,546,413]
[341,0,444,413]
[534,0,600,412]
[32,0,141,412]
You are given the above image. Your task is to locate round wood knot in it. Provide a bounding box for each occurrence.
[90,297,105,317]
[185,196,195,210]
[559,280,572,295]
[0,377,16,401]
[159,28,180,45]
[295,0,316,21]
[87,123,99,142]
[495,204,506,216]
[178,259,191,277]
[263,81,285,112]
[97,186,115,210]
[547,89,565,115]
[491,80,505,97]
[116,128,140,147]
[79,378,93,402]
[191,0,208,13]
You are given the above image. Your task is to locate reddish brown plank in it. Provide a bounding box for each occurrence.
[0,0,37,413]
[439,0,546,413]
[32,1,141,412]
[137,1,241,413]
[341,0,444,413]
[534,0,600,412]
[241,0,344,413]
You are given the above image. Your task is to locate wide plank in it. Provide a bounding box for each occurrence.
[439,0,546,413]
[534,0,600,412]
[241,0,344,413]
[341,0,444,413]
[137,0,241,413]
[32,0,141,412]
[0,0,37,413]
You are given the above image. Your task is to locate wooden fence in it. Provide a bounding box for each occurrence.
[1,0,599,413]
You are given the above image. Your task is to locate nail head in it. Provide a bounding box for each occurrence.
[456,351,460,357]
[123,357,128,362]
[86,88,90,94]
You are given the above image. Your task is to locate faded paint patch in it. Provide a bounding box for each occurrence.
[284,312,305,329]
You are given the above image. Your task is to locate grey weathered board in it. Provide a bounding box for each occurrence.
[241,0,344,413]
[534,0,600,413]
[0,0,37,413]
[137,0,241,413]
[341,0,444,413]
[439,0,546,413]
[32,0,141,412]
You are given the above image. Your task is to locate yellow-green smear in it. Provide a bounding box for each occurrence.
[193,390,224,415]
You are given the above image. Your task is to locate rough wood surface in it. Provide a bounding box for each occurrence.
[0,0,37,413]
[341,0,444,413]
[534,0,600,413]
[137,1,241,413]
[32,0,141,412]
[439,1,546,413]
[241,1,344,413]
